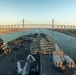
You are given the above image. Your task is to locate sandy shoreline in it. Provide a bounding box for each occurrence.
[52,29,76,37]
[0,28,31,34]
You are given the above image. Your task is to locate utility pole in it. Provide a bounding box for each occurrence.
[52,19,54,32]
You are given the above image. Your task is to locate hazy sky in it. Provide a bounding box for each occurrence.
[0,0,76,25]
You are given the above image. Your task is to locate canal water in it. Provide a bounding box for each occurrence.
[0,29,76,62]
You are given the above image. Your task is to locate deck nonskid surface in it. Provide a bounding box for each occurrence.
[0,46,29,75]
